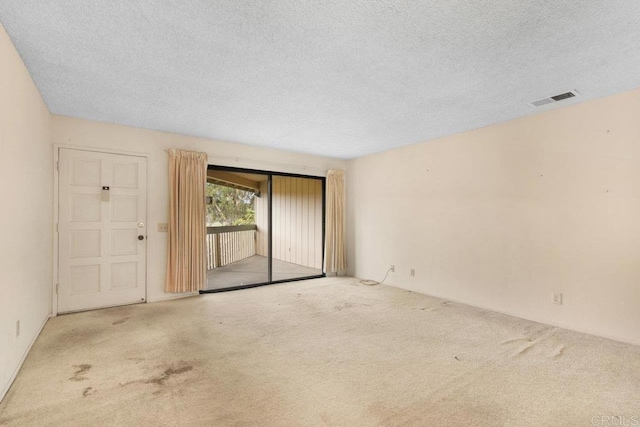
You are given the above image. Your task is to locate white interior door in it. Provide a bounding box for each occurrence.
[58,148,147,313]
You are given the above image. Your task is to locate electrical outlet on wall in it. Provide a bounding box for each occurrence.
[390,265,395,273]
[158,223,168,232]
[410,269,415,277]
[552,292,563,305]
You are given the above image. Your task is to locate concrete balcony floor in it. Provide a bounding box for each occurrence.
[206,255,322,290]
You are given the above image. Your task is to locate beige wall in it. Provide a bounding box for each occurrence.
[52,115,346,302]
[0,24,53,400]
[347,87,640,346]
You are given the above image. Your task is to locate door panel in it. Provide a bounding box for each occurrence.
[58,148,147,313]
[205,171,269,290]
[271,176,323,281]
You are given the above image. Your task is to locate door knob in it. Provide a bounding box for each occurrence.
[138,235,145,241]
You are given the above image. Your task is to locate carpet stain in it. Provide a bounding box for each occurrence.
[551,345,565,358]
[320,412,333,425]
[120,361,193,390]
[43,327,105,353]
[69,364,91,381]
[82,387,95,397]
[367,400,400,424]
[335,303,354,312]
[416,306,439,312]
[0,416,16,426]
[112,317,129,325]
[147,366,193,386]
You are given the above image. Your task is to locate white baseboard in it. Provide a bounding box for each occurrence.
[384,280,640,347]
[0,313,50,403]
[148,292,199,303]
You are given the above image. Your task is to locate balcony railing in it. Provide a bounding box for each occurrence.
[206,224,257,270]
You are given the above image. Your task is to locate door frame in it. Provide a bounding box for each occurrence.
[202,164,326,293]
[52,144,150,316]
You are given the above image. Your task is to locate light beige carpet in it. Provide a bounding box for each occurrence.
[1,277,639,426]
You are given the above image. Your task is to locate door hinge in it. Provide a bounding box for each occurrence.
[56,161,59,171]
[55,223,59,233]
[55,283,59,294]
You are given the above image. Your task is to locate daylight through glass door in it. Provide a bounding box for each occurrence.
[205,170,269,290]
[204,167,324,292]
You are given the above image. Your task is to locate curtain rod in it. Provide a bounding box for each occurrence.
[165,149,329,175]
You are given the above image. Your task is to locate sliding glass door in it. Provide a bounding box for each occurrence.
[204,169,269,290]
[204,166,324,292]
[271,176,324,282]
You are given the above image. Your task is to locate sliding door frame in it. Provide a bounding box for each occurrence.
[201,165,326,293]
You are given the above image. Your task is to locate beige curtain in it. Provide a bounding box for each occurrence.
[165,149,208,293]
[324,169,346,273]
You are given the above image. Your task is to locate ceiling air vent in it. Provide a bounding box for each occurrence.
[530,90,579,107]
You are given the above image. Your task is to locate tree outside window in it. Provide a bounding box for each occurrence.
[206,183,256,226]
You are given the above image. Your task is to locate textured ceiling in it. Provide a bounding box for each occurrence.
[2,1,640,159]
